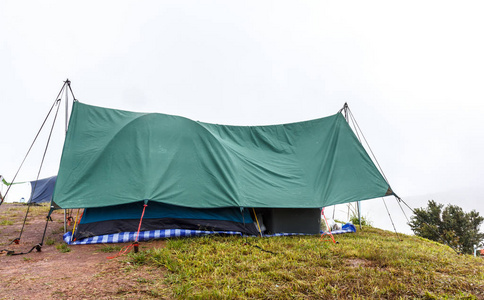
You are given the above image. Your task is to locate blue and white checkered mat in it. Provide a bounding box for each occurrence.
[63,224,356,245]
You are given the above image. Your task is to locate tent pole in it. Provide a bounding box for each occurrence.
[63,79,70,234]
[357,201,362,230]
[65,79,69,134]
[64,210,67,233]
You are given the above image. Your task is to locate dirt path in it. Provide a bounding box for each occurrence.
[0,204,167,299]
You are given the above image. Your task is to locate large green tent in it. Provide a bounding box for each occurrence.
[52,101,393,210]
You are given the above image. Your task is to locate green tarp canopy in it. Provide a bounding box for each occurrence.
[52,102,393,209]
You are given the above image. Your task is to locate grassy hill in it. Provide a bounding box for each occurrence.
[124,227,484,299]
[1,203,483,299]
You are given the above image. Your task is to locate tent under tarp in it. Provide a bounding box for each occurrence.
[73,201,259,241]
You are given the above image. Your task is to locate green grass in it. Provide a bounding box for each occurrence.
[45,238,56,246]
[0,204,55,224]
[55,243,71,253]
[0,219,14,225]
[97,244,123,253]
[124,228,484,299]
[25,204,51,216]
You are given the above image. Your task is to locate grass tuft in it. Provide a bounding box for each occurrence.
[55,243,71,253]
[0,220,14,226]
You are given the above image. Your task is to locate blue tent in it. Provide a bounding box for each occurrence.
[30,176,56,203]
[74,201,259,241]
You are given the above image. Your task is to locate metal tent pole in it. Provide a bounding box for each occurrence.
[357,201,362,230]
[63,79,70,234]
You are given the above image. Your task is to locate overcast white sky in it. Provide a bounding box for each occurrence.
[1,1,483,233]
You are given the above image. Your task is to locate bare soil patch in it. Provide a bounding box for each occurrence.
[345,258,370,268]
[0,204,166,299]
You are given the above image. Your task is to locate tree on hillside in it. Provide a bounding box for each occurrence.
[409,200,484,254]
